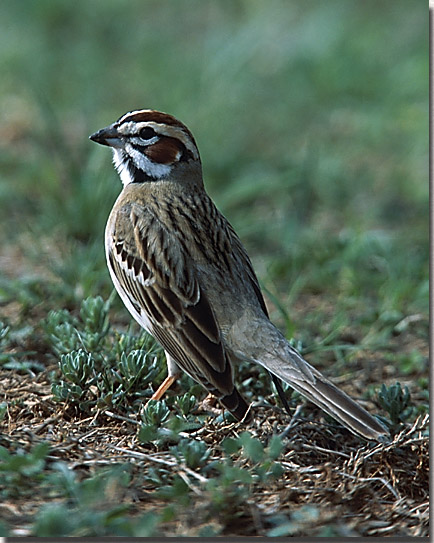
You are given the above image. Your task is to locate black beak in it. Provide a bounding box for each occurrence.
[89,124,123,148]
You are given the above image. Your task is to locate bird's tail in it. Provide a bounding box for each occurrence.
[236,320,388,441]
[280,363,388,441]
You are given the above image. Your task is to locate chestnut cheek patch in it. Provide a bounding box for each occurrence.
[145,137,184,165]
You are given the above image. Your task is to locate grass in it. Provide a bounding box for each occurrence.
[0,0,428,537]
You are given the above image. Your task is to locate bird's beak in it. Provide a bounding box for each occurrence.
[89,124,123,148]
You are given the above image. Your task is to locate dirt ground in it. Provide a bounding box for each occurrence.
[1,358,429,537]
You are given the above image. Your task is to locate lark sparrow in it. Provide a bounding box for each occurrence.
[90,109,387,441]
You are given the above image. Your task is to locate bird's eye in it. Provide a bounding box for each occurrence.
[138,127,156,140]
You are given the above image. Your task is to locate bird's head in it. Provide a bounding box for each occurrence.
[90,109,201,185]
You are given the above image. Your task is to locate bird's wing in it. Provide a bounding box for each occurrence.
[226,223,269,317]
[107,201,235,396]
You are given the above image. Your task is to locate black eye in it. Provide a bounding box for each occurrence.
[138,127,156,140]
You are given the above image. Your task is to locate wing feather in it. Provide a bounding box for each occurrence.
[107,202,234,395]
[227,223,269,317]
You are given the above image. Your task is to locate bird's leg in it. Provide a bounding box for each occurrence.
[150,375,177,400]
[149,353,180,401]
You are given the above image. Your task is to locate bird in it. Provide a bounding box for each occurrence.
[89,109,388,441]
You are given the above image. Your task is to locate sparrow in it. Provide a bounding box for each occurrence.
[89,109,388,441]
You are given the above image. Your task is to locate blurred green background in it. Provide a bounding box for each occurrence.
[0,0,428,341]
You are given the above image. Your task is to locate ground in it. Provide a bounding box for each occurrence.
[0,280,429,537]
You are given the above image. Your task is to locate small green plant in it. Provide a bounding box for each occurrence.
[43,309,80,357]
[58,349,94,385]
[0,402,7,422]
[141,399,171,426]
[222,432,284,482]
[174,393,197,417]
[112,328,161,359]
[51,349,95,403]
[78,295,110,351]
[205,463,252,517]
[0,321,10,345]
[116,351,162,393]
[0,319,43,372]
[137,383,204,447]
[156,475,191,507]
[0,442,50,498]
[200,432,284,521]
[139,419,282,517]
[0,322,11,365]
[34,463,161,536]
[138,400,172,444]
[46,296,167,412]
[171,439,212,470]
[137,399,203,446]
[378,382,416,428]
[0,444,162,536]
[44,296,110,356]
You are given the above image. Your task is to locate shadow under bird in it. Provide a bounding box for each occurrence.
[90,109,388,441]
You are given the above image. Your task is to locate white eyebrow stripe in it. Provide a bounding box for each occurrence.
[118,119,199,160]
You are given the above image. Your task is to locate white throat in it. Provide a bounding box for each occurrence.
[112,147,173,186]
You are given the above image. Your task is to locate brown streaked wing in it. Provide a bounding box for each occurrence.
[226,223,269,317]
[107,231,234,396]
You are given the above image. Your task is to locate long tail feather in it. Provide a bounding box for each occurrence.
[284,367,388,440]
[239,320,389,441]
